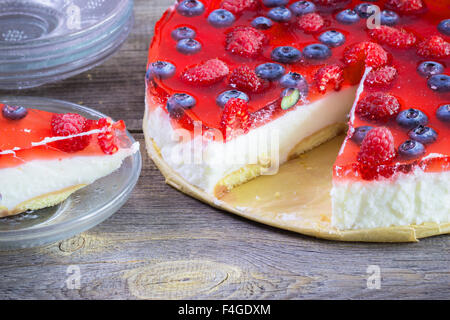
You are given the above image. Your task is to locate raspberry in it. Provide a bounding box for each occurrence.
[357,127,396,180]
[220,98,250,141]
[356,93,400,122]
[221,0,258,14]
[343,41,389,68]
[314,64,344,94]
[364,66,398,88]
[385,0,424,14]
[95,118,126,155]
[369,26,417,49]
[417,36,450,59]
[181,59,229,85]
[51,113,92,153]
[226,26,266,58]
[228,66,267,93]
[297,13,325,33]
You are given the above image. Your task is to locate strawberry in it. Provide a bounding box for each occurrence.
[228,66,267,93]
[343,41,389,69]
[315,64,344,94]
[226,26,266,58]
[221,0,258,14]
[369,26,417,49]
[181,59,229,85]
[220,98,250,141]
[364,66,398,88]
[357,127,396,180]
[385,0,424,14]
[356,93,400,122]
[51,113,92,153]
[297,13,325,34]
[417,36,450,59]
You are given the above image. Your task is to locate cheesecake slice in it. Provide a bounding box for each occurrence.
[0,104,138,217]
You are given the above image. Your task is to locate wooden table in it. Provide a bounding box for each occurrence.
[0,0,449,300]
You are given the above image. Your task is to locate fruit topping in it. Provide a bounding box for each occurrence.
[312,0,351,8]
[176,0,205,17]
[290,1,316,15]
[354,3,376,19]
[216,90,249,107]
[221,0,258,15]
[181,59,229,85]
[176,38,202,54]
[2,105,28,120]
[398,140,425,159]
[281,88,301,110]
[314,64,344,94]
[369,26,416,49]
[228,66,267,93]
[351,126,373,144]
[146,61,176,80]
[356,92,400,122]
[336,9,360,24]
[171,26,196,40]
[267,6,293,22]
[255,62,285,80]
[427,74,450,93]
[225,26,266,58]
[263,0,288,7]
[385,0,424,14]
[357,127,396,167]
[280,72,309,95]
[303,43,331,60]
[51,113,92,153]
[408,125,438,144]
[436,104,450,123]
[96,118,123,155]
[271,46,302,64]
[364,65,397,88]
[251,16,273,29]
[297,12,324,33]
[167,93,197,119]
[417,36,450,59]
[417,61,444,78]
[319,30,346,47]
[396,108,428,129]
[380,10,400,26]
[220,98,250,141]
[343,41,389,68]
[438,19,450,36]
[208,9,235,27]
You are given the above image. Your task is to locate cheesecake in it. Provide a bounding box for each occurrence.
[0,104,139,217]
[144,0,449,232]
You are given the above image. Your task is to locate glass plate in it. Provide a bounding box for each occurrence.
[0,96,142,250]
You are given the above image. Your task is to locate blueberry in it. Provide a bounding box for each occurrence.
[438,19,450,36]
[147,61,176,80]
[255,63,285,80]
[417,61,444,78]
[303,43,331,60]
[167,93,196,119]
[318,30,346,47]
[336,9,360,24]
[398,140,426,160]
[409,125,438,145]
[2,105,28,120]
[354,3,377,18]
[351,126,373,145]
[280,72,309,97]
[271,46,302,64]
[176,38,202,54]
[208,9,235,28]
[263,0,288,7]
[251,16,273,29]
[380,10,399,26]
[396,108,428,129]
[176,0,205,17]
[436,104,450,122]
[427,74,450,93]
[171,27,196,41]
[216,90,249,108]
[289,1,316,15]
[267,7,292,22]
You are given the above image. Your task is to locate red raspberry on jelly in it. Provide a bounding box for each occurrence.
[364,66,398,88]
[315,64,344,94]
[225,26,266,58]
[417,36,450,59]
[369,26,417,49]
[181,59,230,85]
[51,113,92,153]
[356,93,401,123]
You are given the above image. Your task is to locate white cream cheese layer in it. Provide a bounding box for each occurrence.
[146,87,357,194]
[0,143,139,210]
[331,170,450,230]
